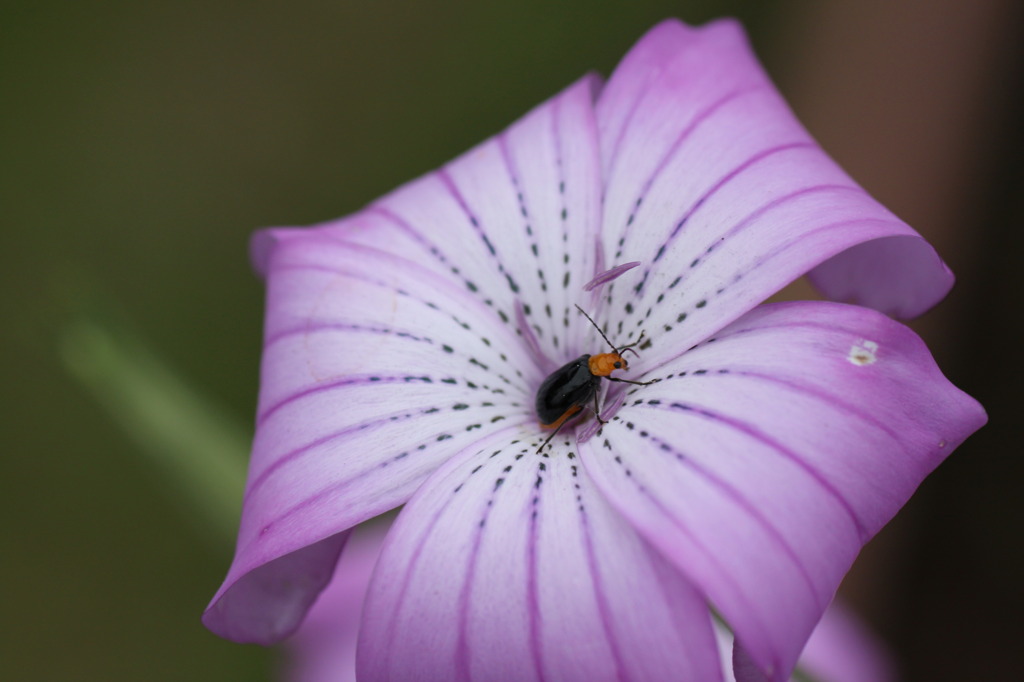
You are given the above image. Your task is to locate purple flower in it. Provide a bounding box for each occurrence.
[204,18,985,682]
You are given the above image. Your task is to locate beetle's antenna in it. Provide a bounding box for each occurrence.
[574,304,618,353]
[615,330,646,358]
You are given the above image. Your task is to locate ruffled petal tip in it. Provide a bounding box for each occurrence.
[809,235,955,319]
[203,532,348,644]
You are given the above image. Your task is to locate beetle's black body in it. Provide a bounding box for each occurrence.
[532,305,657,453]
[535,354,601,426]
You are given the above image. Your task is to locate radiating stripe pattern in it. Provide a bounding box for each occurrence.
[358,427,722,682]
[204,18,984,682]
[579,301,984,678]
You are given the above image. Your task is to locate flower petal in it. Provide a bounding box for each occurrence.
[205,75,607,643]
[357,429,722,682]
[731,601,896,682]
[579,301,985,681]
[285,521,390,682]
[806,235,953,319]
[356,73,604,360]
[793,601,895,682]
[206,230,535,642]
[583,261,641,291]
[202,531,348,644]
[594,19,951,372]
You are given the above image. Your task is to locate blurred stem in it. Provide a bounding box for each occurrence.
[59,317,248,549]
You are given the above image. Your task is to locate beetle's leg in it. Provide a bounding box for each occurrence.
[606,376,661,386]
[594,392,608,425]
[537,420,567,454]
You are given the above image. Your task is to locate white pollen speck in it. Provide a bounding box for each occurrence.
[848,340,878,366]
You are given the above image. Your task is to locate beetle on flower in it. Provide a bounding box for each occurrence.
[204,18,985,682]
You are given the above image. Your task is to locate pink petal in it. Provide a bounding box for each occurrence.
[357,432,722,682]
[593,19,951,378]
[807,235,953,319]
[583,261,641,291]
[729,601,895,682]
[203,532,348,644]
[357,73,605,360]
[579,301,984,681]
[795,601,896,682]
[205,76,607,643]
[284,521,390,682]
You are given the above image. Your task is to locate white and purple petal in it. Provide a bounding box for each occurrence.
[284,521,389,682]
[580,301,984,680]
[596,19,952,363]
[205,76,605,643]
[347,74,604,360]
[358,432,721,682]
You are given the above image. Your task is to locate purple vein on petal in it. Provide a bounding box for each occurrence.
[367,432,530,673]
[611,85,767,261]
[274,259,468,325]
[601,39,759,191]
[515,299,556,375]
[644,544,705,663]
[673,318,887,365]
[575,468,629,682]
[437,167,523,298]
[257,364,520,427]
[657,365,912,455]
[367,205,514,323]
[495,134,543,298]
[551,91,572,277]
[297,235,516,326]
[655,402,867,539]
[496,133,537,254]
[636,183,865,324]
[263,321,437,351]
[260,321,529,415]
[454,453,523,682]
[497,129,562,350]
[526,459,547,682]
[550,93,577,344]
[262,252,540,410]
[258,375,411,426]
[603,142,824,339]
[245,400,518,504]
[283,235,527,366]
[247,423,528,557]
[624,426,824,612]
[603,84,648,184]
[621,140,817,303]
[593,432,782,675]
[638,216,906,350]
[378,484,462,672]
[724,216,905,288]
[704,318,877,342]
[454,497,490,681]
[365,204,452,273]
[268,260,504,347]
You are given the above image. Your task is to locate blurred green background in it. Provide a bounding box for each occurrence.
[3,1,1021,680]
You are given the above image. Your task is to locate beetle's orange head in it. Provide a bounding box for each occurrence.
[588,352,627,377]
